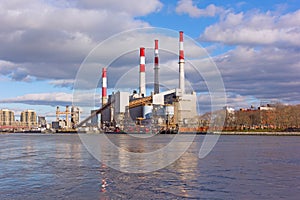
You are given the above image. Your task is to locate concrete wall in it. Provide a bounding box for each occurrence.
[114,91,129,114]
[153,93,164,105]
[175,92,197,126]
[101,91,130,128]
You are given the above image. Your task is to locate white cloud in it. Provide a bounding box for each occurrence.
[49,79,75,88]
[72,29,210,92]
[74,0,163,16]
[175,0,224,17]
[199,7,300,105]
[214,46,300,103]
[201,9,300,48]
[0,1,150,59]
[0,60,17,75]
[0,92,73,106]
[0,91,102,108]
[197,92,256,113]
[0,0,163,83]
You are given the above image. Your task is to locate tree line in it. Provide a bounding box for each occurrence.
[200,104,300,131]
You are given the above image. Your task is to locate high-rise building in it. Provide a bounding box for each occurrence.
[20,110,37,127]
[0,109,15,126]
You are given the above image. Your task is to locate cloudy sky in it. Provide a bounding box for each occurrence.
[0,0,299,119]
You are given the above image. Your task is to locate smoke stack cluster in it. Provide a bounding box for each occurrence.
[102,67,107,106]
[101,31,186,102]
[139,47,146,97]
[179,31,185,94]
[154,39,159,94]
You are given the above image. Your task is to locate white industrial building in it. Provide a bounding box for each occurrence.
[98,31,199,133]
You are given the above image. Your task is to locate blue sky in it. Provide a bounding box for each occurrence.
[0,0,299,120]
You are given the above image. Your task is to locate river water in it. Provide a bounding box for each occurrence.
[0,134,299,199]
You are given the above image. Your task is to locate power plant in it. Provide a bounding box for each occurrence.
[92,31,199,133]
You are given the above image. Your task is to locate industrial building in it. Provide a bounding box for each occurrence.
[98,31,199,133]
[54,105,80,131]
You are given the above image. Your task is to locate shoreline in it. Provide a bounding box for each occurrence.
[1,131,300,136]
[208,131,300,136]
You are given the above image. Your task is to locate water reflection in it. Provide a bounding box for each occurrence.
[0,134,102,199]
[80,134,196,173]
[0,134,299,199]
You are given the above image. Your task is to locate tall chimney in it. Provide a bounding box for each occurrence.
[139,47,146,97]
[179,31,185,94]
[102,67,107,106]
[154,40,159,94]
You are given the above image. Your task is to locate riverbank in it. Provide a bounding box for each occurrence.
[2,131,300,136]
[212,131,300,136]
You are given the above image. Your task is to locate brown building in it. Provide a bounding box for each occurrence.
[20,110,37,127]
[0,109,15,126]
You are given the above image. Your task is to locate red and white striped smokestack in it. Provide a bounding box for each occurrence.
[154,39,159,94]
[139,47,146,97]
[102,67,107,106]
[179,31,185,94]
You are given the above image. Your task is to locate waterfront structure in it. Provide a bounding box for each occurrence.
[91,110,99,127]
[98,31,198,133]
[0,109,15,126]
[179,31,185,94]
[56,106,70,128]
[38,116,47,128]
[20,110,37,127]
[102,68,108,106]
[55,106,80,130]
[71,106,80,127]
[154,39,159,94]
[258,105,276,111]
[52,120,66,130]
[139,47,146,97]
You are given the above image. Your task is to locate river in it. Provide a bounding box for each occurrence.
[0,134,299,199]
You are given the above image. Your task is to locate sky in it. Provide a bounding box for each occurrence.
[0,0,299,121]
